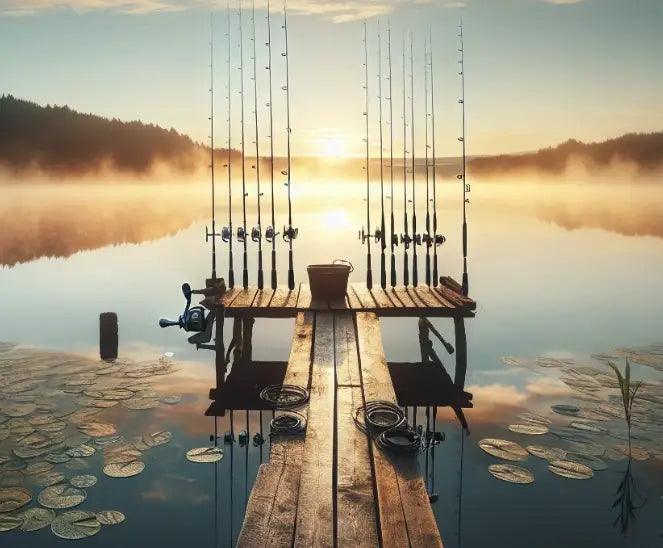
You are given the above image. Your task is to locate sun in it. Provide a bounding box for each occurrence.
[321,137,346,158]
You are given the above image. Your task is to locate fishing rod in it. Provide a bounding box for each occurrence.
[222,0,235,288]
[205,13,220,280]
[400,32,410,286]
[376,21,387,289]
[387,24,397,287]
[423,37,431,286]
[249,0,264,289]
[282,3,298,290]
[458,21,469,296]
[410,32,420,286]
[265,0,278,289]
[358,20,372,289]
[236,0,250,289]
[430,28,445,287]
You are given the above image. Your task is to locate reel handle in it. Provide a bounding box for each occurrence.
[159,318,181,328]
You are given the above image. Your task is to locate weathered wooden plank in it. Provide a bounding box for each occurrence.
[351,283,377,309]
[384,287,404,308]
[236,463,282,547]
[294,312,335,547]
[405,286,427,308]
[336,385,379,548]
[270,286,293,308]
[370,287,396,308]
[356,312,443,548]
[390,286,418,308]
[414,285,452,309]
[297,284,312,309]
[265,463,303,546]
[253,289,275,308]
[220,286,243,307]
[334,312,361,387]
[434,284,465,308]
[346,288,362,309]
[229,287,259,308]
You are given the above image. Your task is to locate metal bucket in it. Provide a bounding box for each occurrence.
[307,260,353,300]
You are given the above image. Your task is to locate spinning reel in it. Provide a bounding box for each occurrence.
[251,226,262,242]
[236,227,247,242]
[283,225,298,242]
[265,226,279,243]
[358,227,371,244]
[221,226,233,242]
[159,283,208,333]
[422,234,446,247]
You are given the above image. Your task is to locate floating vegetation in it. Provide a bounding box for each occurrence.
[38,484,87,509]
[0,514,23,532]
[143,430,172,447]
[518,413,552,427]
[78,422,117,437]
[186,447,224,463]
[96,510,125,525]
[508,423,549,435]
[34,470,65,487]
[162,395,182,405]
[51,510,101,540]
[17,507,55,531]
[70,474,97,488]
[478,439,528,462]
[614,443,649,461]
[103,461,145,478]
[569,420,607,434]
[500,356,528,368]
[66,444,96,458]
[551,404,580,417]
[526,445,567,461]
[0,487,31,512]
[488,464,534,484]
[536,357,574,368]
[121,397,160,410]
[548,460,594,480]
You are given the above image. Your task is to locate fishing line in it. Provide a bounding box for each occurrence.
[223,0,235,288]
[359,20,373,289]
[269,411,307,435]
[458,21,469,296]
[400,32,410,286]
[430,28,444,287]
[282,4,298,290]
[387,23,397,287]
[377,20,387,289]
[265,0,278,289]
[410,32,420,287]
[206,13,220,280]
[250,0,264,289]
[423,37,431,286]
[259,383,310,409]
[238,0,249,289]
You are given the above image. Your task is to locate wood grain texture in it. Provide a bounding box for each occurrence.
[336,385,379,548]
[297,284,312,309]
[370,287,396,308]
[229,288,259,308]
[253,289,275,307]
[390,286,417,308]
[351,283,377,309]
[334,312,361,388]
[294,312,335,548]
[414,285,451,308]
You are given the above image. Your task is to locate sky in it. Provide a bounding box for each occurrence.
[1,0,662,157]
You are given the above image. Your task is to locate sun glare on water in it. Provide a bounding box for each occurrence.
[321,137,347,158]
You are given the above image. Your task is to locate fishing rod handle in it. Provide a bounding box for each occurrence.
[270,249,278,290]
[380,254,386,289]
[390,254,397,287]
[287,251,295,290]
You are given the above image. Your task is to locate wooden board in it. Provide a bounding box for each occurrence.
[297,284,312,309]
[229,288,259,308]
[334,312,360,387]
[356,312,444,548]
[414,285,452,309]
[351,283,377,309]
[346,288,363,310]
[390,286,418,308]
[253,289,275,308]
[294,312,335,547]
[220,286,242,307]
[370,287,396,308]
[270,284,300,309]
[336,385,379,548]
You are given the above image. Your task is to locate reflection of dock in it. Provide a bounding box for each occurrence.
[204,278,476,318]
[205,278,475,547]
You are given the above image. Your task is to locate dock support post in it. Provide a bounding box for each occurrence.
[242,315,254,364]
[214,306,226,390]
[232,317,243,365]
[453,314,467,390]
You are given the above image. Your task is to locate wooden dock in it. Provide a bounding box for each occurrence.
[235,310,446,548]
[204,278,475,318]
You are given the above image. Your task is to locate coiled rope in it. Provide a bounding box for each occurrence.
[259,384,309,410]
[355,400,427,456]
[269,411,307,435]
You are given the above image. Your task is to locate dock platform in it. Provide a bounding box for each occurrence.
[235,310,448,547]
[204,277,476,318]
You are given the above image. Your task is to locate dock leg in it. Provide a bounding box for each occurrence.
[242,315,255,365]
[453,315,467,391]
[232,317,243,365]
[214,307,226,391]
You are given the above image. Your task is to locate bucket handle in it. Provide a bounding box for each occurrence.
[333,259,354,272]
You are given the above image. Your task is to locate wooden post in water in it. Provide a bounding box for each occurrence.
[453,315,467,390]
[99,312,118,361]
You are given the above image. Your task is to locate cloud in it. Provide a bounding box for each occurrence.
[0,0,399,21]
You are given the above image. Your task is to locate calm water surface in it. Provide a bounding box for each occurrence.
[1,176,662,547]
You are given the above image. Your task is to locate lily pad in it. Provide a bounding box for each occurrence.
[565,452,608,471]
[121,398,160,410]
[518,413,552,427]
[17,507,55,531]
[96,510,125,525]
[508,424,549,435]
[103,460,145,478]
[38,484,86,509]
[143,430,172,447]
[488,464,534,484]
[526,445,567,461]
[551,404,580,417]
[66,444,96,458]
[478,439,528,462]
[51,510,101,540]
[69,475,97,488]
[0,514,23,532]
[0,487,32,513]
[78,422,117,437]
[162,395,182,405]
[548,460,594,479]
[186,447,224,463]
[34,470,65,487]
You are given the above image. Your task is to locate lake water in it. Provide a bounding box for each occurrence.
[1,174,662,546]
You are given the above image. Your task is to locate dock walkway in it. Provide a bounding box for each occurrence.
[236,310,444,548]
